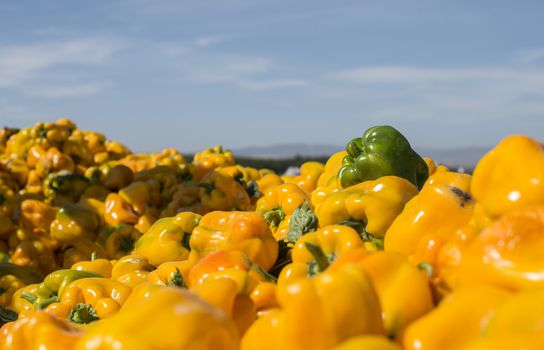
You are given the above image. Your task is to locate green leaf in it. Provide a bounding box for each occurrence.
[287,201,318,243]
[263,207,286,228]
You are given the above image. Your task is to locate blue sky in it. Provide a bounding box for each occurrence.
[1,0,544,153]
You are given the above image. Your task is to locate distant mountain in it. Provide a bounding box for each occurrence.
[232,143,491,168]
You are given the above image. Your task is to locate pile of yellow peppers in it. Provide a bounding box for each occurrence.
[0,119,543,349]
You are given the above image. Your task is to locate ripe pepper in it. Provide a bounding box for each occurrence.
[282,161,324,194]
[256,173,284,195]
[338,125,428,189]
[75,285,239,350]
[118,181,159,216]
[330,250,434,338]
[199,171,251,211]
[0,275,25,307]
[50,204,100,244]
[9,240,57,275]
[192,145,236,180]
[43,171,90,203]
[332,335,402,350]
[384,172,473,263]
[97,224,142,259]
[451,206,544,290]
[134,211,201,266]
[104,193,139,226]
[111,254,155,288]
[316,176,418,241]
[257,183,310,235]
[0,311,83,350]
[241,265,384,350]
[471,135,544,218]
[147,260,194,287]
[279,225,364,285]
[103,164,133,191]
[189,211,279,270]
[423,157,448,176]
[19,199,57,238]
[71,257,113,278]
[61,240,108,268]
[46,277,132,323]
[402,285,511,350]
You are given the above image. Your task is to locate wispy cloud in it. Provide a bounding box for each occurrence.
[0,38,125,96]
[515,49,544,64]
[195,35,226,48]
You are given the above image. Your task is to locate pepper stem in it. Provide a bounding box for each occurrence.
[69,303,100,324]
[304,242,330,272]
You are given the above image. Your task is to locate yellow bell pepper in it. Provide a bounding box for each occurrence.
[9,283,38,314]
[471,135,544,218]
[0,275,25,307]
[423,157,448,176]
[199,171,251,211]
[9,240,57,275]
[189,211,279,270]
[147,260,194,287]
[403,285,511,350]
[19,199,57,237]
[111,254,155,288]
[331,250,434,338]
[46,277,132,323]
[0,311,83,350]
[316,176,419,241]
[256,173,284,195]
[282,161,325,194]
[134,211,201,266]
[384,172,473,263]
[97,224,142,259]
[279,225,363,285]
[50,204,99,244]
[241,265,384,350]
[103,164,133,190]
[103,193,139,226]
[452,205,544,290]
[192,145,236,180]
[249,281,278,312]
[332,335,402,350]
[75,285,239,350]
[72,258,113,278]
[118,181,154,215]
[61,240,108,269]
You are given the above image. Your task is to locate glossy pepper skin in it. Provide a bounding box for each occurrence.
[403,285,511,350]
[338,126,428,189]
[451,206,544,290]
[384,172,473,262]
[332,335,402,350]
[75,285,239,350]
[316,176,418,239]
[111,254,155,288]
[0,275,25,307]
[50,204,100,244]
[46,277,132,323]
[147,260,194,287]
[279,225,364,285]
[134,211,201,266]
[71,258,113,278]
[97,224,142,259]
[0,311,83,350]
[282,161,324,194]
[242,265,384,350]
[192,145,236,180]
[189,211,278,270]
[471,135,544,218]
[330,250,434,339]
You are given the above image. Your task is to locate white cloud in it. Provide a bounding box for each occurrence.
[515,49,544,64]
[196,36,226,48]
[0,38,125,96]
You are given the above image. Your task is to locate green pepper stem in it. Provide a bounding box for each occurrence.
[304,242,330,272]
[69,303,100,324]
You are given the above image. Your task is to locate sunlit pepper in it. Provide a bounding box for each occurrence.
[72,257,113,278]
[10,240,57,275]
[46,277,132,323]
[403,285,511,350]
[43,171,90,203]
[147,260,194,287]
[134,212,201,266]
[450,205,544,290]
[384,172,473,264]
[0,275,25,307]
[61,240,108,268]
[241,265,384,350]
[50,204,99,244]
[104,193,139,226]
[316,176,419,241]
[19,199,57,237]
[282,161,324,194]
[332,335,402,350]
[330,250,434,338]
[0,311,83,350]
[111,254,155,288]
[256,173,284,195]
[189,211,279,270]
[118,181,153,215]
[75,285,239,350]
[471,135,544,218]
[192,145,236,180]
[103,164,133,191]
[279,225,364,285]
